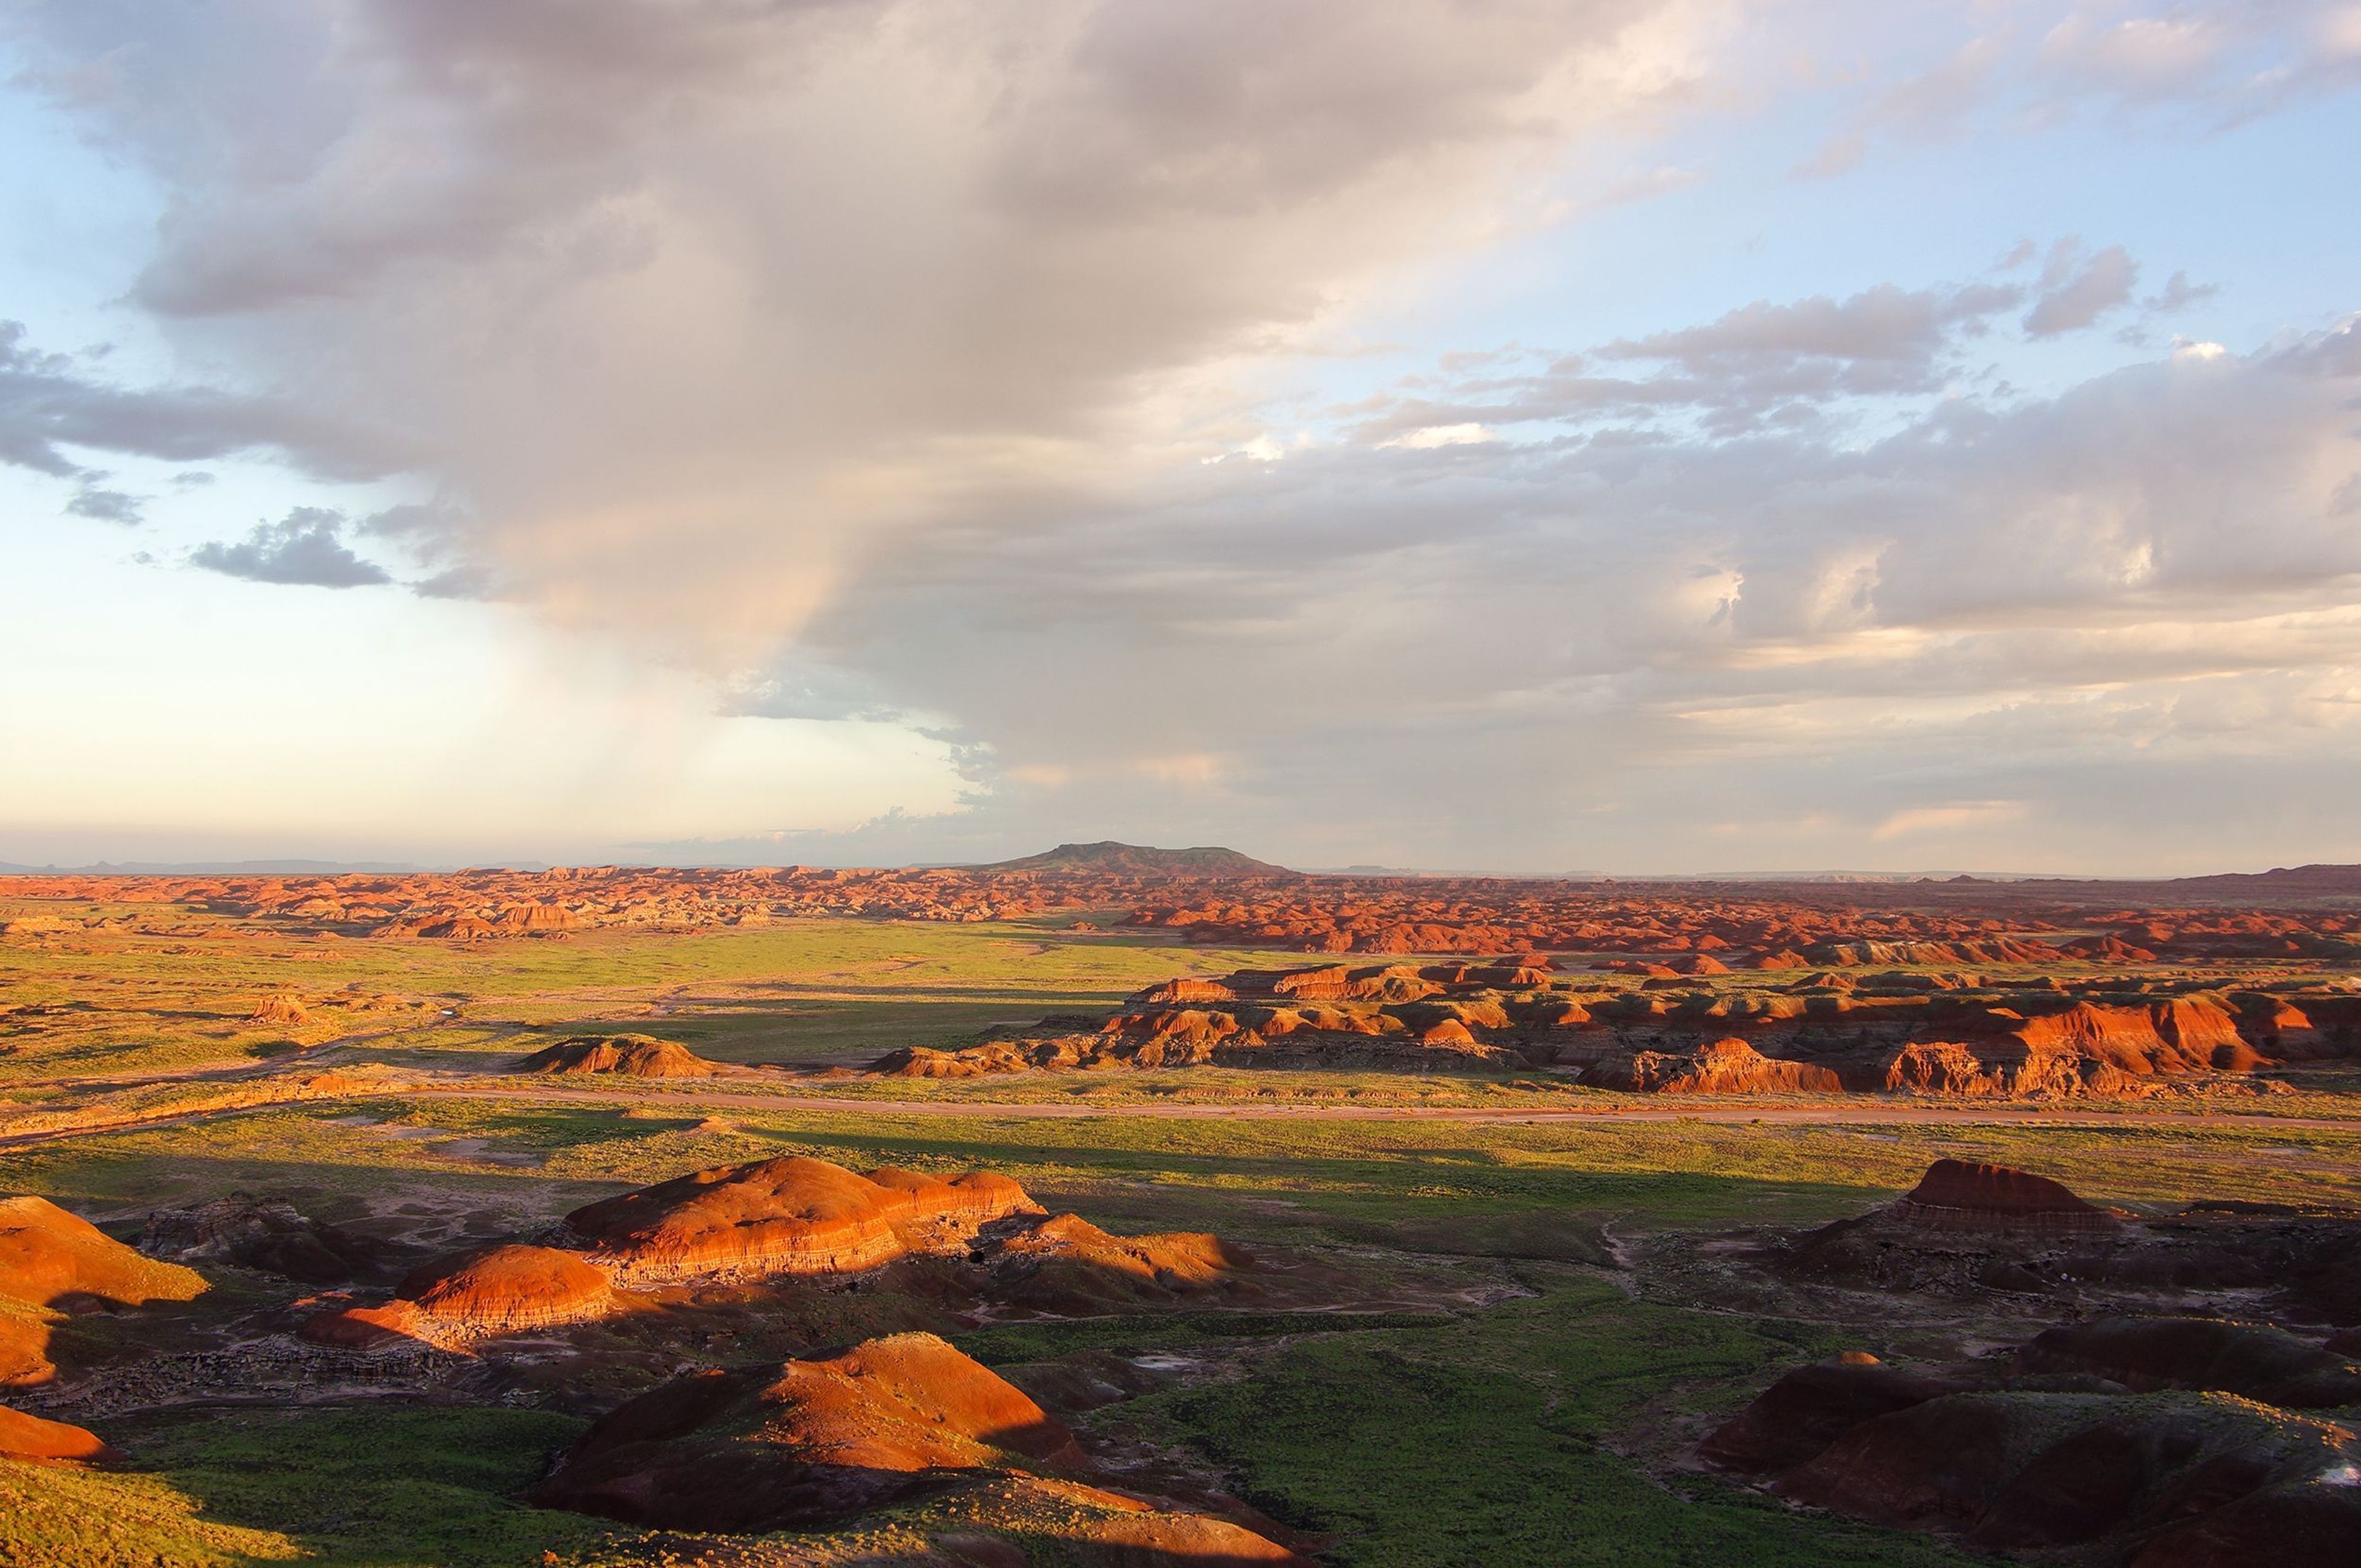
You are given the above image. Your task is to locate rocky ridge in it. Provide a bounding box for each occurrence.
[516,1034,727,1078]
[877,960,2361,1095]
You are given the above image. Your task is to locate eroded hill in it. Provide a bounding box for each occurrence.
[879,958,2361,1097]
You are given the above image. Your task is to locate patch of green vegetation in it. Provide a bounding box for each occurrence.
[114,1405,611,1566]
[0,1456,300,1567]
[0,913,1277,1089]
[956,1309,1451,1366]
[1121,1271,1973,1567]
[15,1089,2360,1255]
[0,1406,612,1568]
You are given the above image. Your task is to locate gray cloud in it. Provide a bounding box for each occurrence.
[2145,270,2219,313]
[740,315,2361,865]
[1806,3,2361,175]
[189,507,394,588]
[0,318,405,482]
[2024,240,2138,337]
[5,0,1686,660]
[1338,274,2041,444]
[1599,283,2019,370]
[1800,33,2003,177]
[63,479,143,524]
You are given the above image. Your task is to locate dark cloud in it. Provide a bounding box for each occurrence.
[0,320,405,482]
[4,0,1685,651]
[189,508,394,588]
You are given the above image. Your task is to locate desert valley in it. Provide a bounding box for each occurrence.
[2,848,2360,1565]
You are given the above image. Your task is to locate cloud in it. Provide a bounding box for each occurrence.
[1599,280,2020,374]
[1800,32,2004,177]
[5,0,1711,660]
[1339,272,2036,444]
[189,508,394,588]
[63,481,143,524]
[2023,240,2138,337]
[1595,163,1704,205]
[1805,4,2361,176]
[1381,423,1499,449]
[2145,270,2218,313]
[0,319,403,482]
[740,312,2361,865]
[1872,800,2028,840]
[7,4,2361,871]
[2034,4,2361,119]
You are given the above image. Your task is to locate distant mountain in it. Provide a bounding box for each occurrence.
[976,841,1296,877]
[2160,864,2361,896]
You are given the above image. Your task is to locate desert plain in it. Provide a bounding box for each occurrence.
[4,845,2360,1567]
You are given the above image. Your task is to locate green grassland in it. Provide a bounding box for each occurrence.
[0,903,1279,1082]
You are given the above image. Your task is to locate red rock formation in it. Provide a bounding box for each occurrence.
[531,1332,1084,1529]
[1699,1358,1974,1473]
[0,1315,50,1388]
[140,1199,399,1285]
[560,1157,1040,1284]
[248,993,310,1025]
[874,1042,1034,1079]
[2014,1317,2361,1408]
[295,1299,426,1350]
[516,1034,725,1078]
[0,1197,207,1386]
[895,955,2357,1093]
[2130,1484,2361,1568]
[1581,1038,1841,1095]
[399,1244,620,1333]
[1707,1339,2361,1563]
[0,1403,112,1465]
[1888,1160,2114,1233]
[0,1196,208,1310]
[982,1213,1253,1314]
[1048,1499,1311,1564]
[1778,1390,2359,1554]
[302,1242,622,1349]
[2056,933,2161,962]
[1128,977,1241,1004]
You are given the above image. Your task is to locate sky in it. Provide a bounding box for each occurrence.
[2,1,2358,876]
